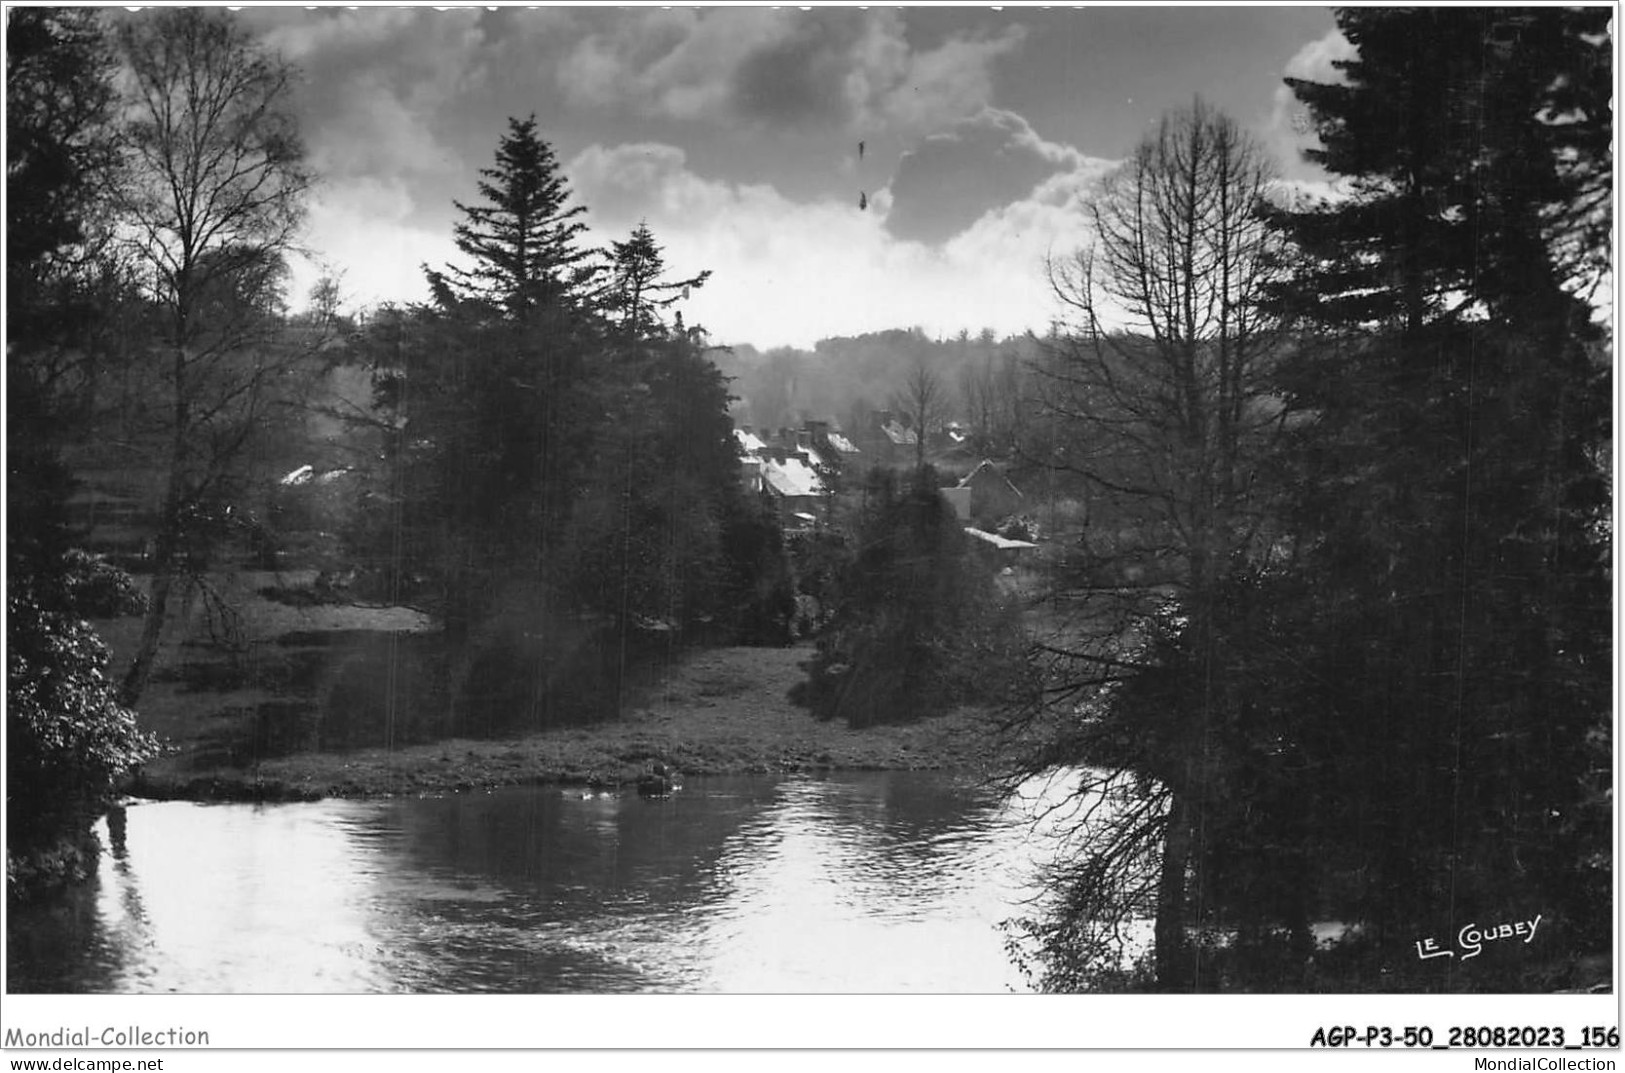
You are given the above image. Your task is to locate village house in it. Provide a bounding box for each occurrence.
[956,459,1024,525]
[734,424,830,528]
[963,524,1038,567]
[847,408,918,467]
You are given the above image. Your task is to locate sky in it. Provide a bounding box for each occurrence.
[217,5,1348,350]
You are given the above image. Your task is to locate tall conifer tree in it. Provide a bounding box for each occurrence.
[433,114,597,319]
[1263,6,1612,980]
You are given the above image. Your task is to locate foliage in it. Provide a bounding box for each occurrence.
[346,120,749,723]
[798,467,1025,727]
[1267,7,1611,330]
[1015,13,1611,992]
[55,550,152,619]
[561,329,742,635]
[712,328,1037,453]
[352,117,602,635]
[113,7,316,706]
[1259,6,1613,974]
[6,7,136,462]
[1016,100,1295,989]
[607,221,711,341]
[718,497,798,645]
[8,576,159,901]
[5,7,123,349]
[436,113,599,318]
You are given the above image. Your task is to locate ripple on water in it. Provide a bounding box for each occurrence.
[10,771,1090,993]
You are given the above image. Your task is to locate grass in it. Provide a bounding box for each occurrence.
[104,569,1010,803]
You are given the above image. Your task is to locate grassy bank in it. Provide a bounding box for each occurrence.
[103,571,1007,802]
[131,645,1006,801]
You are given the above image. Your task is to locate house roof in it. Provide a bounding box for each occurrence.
[881,420,918,446]
[965,527,1037,551]
[825,431,860,455]
[957,459,1022,495]
[761,454,824,498]
[734,427,767,454]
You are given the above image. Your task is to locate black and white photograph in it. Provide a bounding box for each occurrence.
[3,1,1616,1060]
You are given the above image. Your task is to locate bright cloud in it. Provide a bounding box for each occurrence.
[290,176,456,312]
[886,107,1111,243]
[567,139,1116,349]
[243,7,1335,348]
[1266,28,1356,177]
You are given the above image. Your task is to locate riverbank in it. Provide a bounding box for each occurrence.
[126,642,1010,802]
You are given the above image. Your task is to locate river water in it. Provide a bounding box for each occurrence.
[8,770,1086,994]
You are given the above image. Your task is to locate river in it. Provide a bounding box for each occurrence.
[8,770,1087,993]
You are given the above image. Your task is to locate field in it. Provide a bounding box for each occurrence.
[100,568,1010,802]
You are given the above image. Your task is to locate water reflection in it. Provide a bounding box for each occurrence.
[8,771,1079,994]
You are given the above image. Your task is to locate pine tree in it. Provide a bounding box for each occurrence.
[434,114,597,319]
[357,118,604,659]
[1264,7,1612,981]
[1271,7,1610,332]
[6,7,122,344]
[606,221,710,343]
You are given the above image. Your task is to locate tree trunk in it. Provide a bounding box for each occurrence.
[120,343,189,709]
[119,512,179,708]
[1154,788,1194,990]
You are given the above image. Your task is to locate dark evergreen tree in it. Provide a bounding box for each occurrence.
[6,7,123,350]
[435,114,598,319]
[5,8,159,901]
[560,226,747,696]
[1269,7,1610,333]
[606,221,711,342]
[358,118,602,636]
[797,467,1025,728]
[350,139,749,728]
[1261,7,1612,985]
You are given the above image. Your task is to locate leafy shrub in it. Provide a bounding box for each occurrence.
[998,516,1037,542]
[7,583,158,901]
[58,549,150,617]
[796,468,1027,726]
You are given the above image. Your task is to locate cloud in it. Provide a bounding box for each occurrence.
[1266,28,1356,176]
[568,143,737,224]
[252,9,487,183]
[885,107,1112,245]
[1282,28,1359,82]
[731,18,861,129]
[566,139,1116,349]
[554,9,1024,135]
[862,20,1027,133]
[289,177,457,312]
[557,9,790,120]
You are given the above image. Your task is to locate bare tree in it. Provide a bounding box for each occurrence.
[114,9,313,705]
[957,354,994,450]
[1015,100,1293,988]
[960,345,1029,458]
[895,356,941,471]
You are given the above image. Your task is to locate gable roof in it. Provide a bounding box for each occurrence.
[824,431,860,455]
[957,459,1022,495]
[881,419,918,446]
[964,526,1037,551]
[761,454,824,498]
